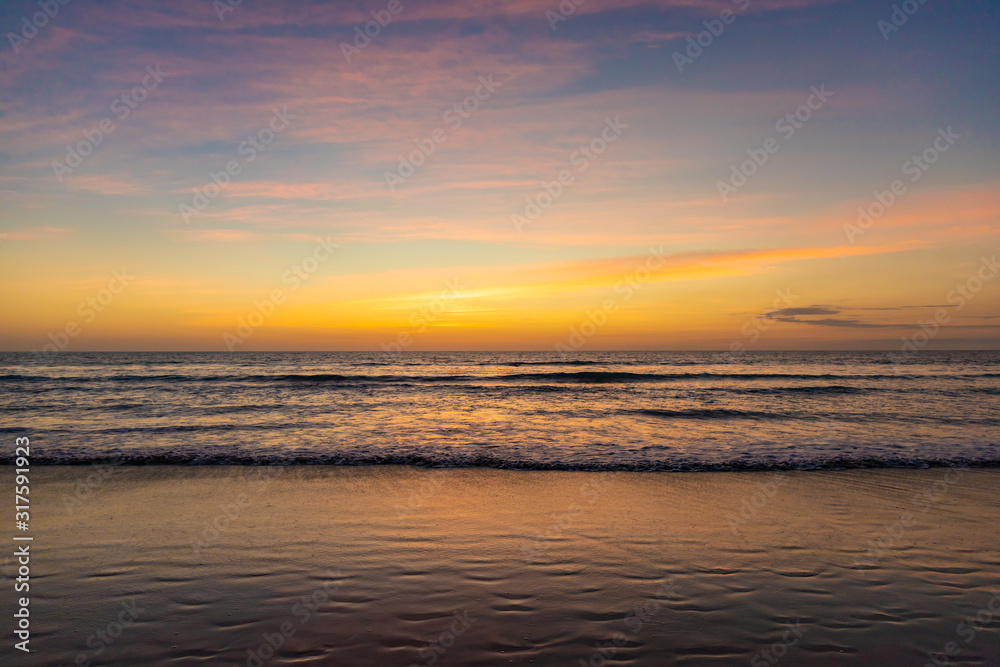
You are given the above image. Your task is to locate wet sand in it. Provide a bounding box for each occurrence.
[4,466,1000,665]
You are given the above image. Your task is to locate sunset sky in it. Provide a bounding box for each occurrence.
[1,0,998,351]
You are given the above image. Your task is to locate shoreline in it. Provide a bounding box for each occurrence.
[4,466,999,665]
[9,458,1000,470]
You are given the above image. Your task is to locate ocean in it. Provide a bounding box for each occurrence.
[3,350,998,469]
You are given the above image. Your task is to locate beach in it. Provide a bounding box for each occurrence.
[4,0,1000,662]
[5,465,999,666]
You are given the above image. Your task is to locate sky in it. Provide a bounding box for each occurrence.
[1,0,998,352]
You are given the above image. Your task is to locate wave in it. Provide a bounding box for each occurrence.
[499,360,611,366]
[2,370,998,386]
[734,385,869,395]
[490,371,965,382]
[496,360,703,367]
[0,372,470,384]
[627,409,1000,425]
[629,408,778,419]
[5,451,997,471]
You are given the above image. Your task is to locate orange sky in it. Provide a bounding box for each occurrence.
[1,0,998,351]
